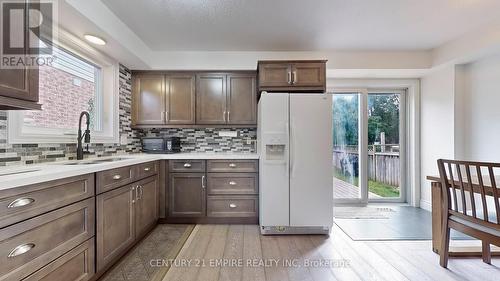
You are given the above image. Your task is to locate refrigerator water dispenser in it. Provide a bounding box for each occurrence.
[266,144,285,160]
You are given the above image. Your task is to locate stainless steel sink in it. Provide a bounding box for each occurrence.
[63,161,100,165]
[62,157,131,165]
[0,169,41,176]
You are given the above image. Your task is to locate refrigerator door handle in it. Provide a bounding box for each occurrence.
[290,119,296,178]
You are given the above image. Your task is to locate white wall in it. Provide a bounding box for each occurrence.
[462,54,500,161]
[419,52,500,211]
[419,66,457,210]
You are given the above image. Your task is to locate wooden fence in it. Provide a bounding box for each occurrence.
[333,148,400,187]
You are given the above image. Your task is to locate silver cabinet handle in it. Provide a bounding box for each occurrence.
[132,186,136,203]
[144,167,151,171]
[229,181,237,185]
[140,185,143,200]
[113,174,122,180]
[287,71,292,84]
[8,243,35,258]
[228,163,237,168]
[8,197,35,208]
[183,163,192,168]
[165,111,169,122]
[202,175,206,189]
[161,112,165,123]
[223,111,226,122]
[292,70,297,84]
[229,203,237,208]
[227,111,230,122]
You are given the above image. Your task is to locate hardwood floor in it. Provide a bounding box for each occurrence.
[163,224,499,281]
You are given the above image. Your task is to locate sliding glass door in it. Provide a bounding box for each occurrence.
[332,89,406,204]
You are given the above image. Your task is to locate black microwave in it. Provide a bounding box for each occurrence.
[141,137,181,154]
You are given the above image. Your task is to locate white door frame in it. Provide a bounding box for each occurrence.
[329,79,420,207]
[367,89,406,203]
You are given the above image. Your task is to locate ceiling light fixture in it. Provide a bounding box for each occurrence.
[84,34,106,45]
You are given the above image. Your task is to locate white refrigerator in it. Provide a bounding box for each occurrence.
[258,92,333,235]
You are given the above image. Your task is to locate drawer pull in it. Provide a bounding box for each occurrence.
[183,163,192,168]
[228,163,237,168]
[229,203,237,208]
[7,197,35,208]
[8,243,35,258]
[112,174,122,180]
[229,181,237,185]
[144,167,151,171]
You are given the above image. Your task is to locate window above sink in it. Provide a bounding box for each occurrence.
[7,29,119,145]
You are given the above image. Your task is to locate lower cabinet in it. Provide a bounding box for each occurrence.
[96,175,159,271]
[22,238,95,281]
[0,198,94,281]
[96,184,136,271]
[167,160,259,223]
[135,176,159,237]
[169,173,206,217]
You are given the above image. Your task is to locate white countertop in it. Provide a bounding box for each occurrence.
[0,153,259,191]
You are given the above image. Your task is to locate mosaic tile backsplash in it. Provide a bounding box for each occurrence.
[0,64,257,167]
[138,128,257,153]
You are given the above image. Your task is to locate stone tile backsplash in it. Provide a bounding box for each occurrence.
[0,64,257,167]
[138,128,257,153]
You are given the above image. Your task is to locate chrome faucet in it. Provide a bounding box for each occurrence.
[77,111,91,160]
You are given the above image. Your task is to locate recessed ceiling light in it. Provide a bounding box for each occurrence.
[84,34,106,45]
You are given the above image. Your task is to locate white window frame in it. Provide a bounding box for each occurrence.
[8,29,119,144]
[328,79,421,207]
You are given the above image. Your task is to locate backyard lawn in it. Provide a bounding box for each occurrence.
[334,169,400,197]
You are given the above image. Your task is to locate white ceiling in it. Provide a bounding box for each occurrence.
[101,0,500,52]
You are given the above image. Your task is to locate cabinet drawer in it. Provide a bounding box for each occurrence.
[207,160,258,173]
[0,174,94,228]
[97,166,134,194]
[22,238,95,281]
[135,161,158,180]
[207,173,258,195]
[207,196,258,218]
[169,160,205,173]
[0,198,95,281]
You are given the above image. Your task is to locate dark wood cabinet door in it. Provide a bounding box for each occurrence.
[166,75,195,124]
[258,63,291,88]
[196,74,226,124]
[227,74,257,125]
[169,173,206,217]
[0,69,38,101]
[96,185,135,271]
[132,74,165,125]
[291,62,325,88]
[135,176,159,237]
[0,1,39,110]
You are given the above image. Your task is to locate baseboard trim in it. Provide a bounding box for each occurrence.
[419,199,431,211]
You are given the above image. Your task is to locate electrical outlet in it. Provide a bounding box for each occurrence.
[120,134,128,145]
[219,131,238,137]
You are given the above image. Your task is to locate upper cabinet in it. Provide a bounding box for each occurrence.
[0,1,40,110]
[196,74,227,125]
[257,60,326,93]
[133,74,165,125]
[196,73,257,125]
[167,75,196,124]
[227,74,257,125]
[132,71,256,127]
[133,73,196,126]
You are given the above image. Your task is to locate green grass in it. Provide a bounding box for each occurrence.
[333,169,400,198]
